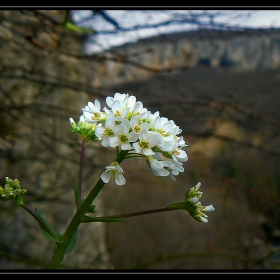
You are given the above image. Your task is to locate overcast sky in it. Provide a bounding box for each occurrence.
[72,10,280,53]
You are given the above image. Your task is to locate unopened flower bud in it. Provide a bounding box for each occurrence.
[0,177,27,202]
[69,115,100,142]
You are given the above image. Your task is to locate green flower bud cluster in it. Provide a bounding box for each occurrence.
[184,182,215,223]
[69,115,100,142]
[0,177,27,201]
[80,198,97,213]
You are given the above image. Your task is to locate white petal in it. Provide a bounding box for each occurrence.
[111,100,122,112]
[148,133,162,147]
[106,96,115,108]
[156,168,169,176]
[139,129,149,141]
[94,99,101,110]
[106,113,115,128]
[95,127,105,138]
[127,132,138,142]
[143,148,155,156]
[121,119,130,132]
[205,205,215,212]
[200,217,208,223]
[109,136,120,147]
[101,138,110,147]
[83,112,95,122]
[100,171,111,183]
[115,174,126,186]
[87,101,95,111]
[113,124,125,135]
[121,143,133,150]
[132,142,142,153]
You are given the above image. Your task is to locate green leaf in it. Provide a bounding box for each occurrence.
[80,215,126,223]
[35,208,62,241]
[39,224,63,243]
[64,229,78,255]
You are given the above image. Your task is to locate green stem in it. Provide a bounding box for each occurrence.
[50,149,129,269]
[77,138,86,209]
[50,178,105,268]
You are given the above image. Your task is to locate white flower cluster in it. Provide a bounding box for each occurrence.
[82,93,188,185]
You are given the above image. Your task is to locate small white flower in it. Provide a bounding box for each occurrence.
[153,116,176,142]
[109,119,138,150]
[129,101,149,120]
[82,99,107,123]
[170,142,188,163]
[175,136,188,148]
[100,162,126,186]
[106,92,130,108]
[111,100,130,118]
[166,161,184,181]
[133,129,162,156]
[95,113,115,147]
[130,116,150,134]
[147,156,170,177]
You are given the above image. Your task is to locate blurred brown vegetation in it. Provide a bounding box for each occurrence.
[0,10,280,270]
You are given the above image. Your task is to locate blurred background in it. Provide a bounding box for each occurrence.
[0,9,280,270]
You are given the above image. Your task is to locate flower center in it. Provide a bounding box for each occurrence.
[134,125,140,133]
[104,128,114,137]
[114,110,122,117]
[119,135,128,143]
[139,141,149,149]
[91,112,100,121]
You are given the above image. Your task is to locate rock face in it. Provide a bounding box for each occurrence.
[88,29,280,87]
[0,10,111,270]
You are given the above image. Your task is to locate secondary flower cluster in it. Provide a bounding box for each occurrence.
[168,182,215,223]
[184,182,215,223]
[0,177,27,201]
[81,92,188,185]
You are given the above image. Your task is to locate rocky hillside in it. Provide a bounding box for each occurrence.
[88,29,280,87]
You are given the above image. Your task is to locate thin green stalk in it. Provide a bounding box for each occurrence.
[77,138,86,209]
[94,206,180,220]
[50,149,129,269]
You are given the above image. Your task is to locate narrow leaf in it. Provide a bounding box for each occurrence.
[80,215,126,223]
[39,224,63,243]
[35,208,62,239]
[64,229,78,255]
